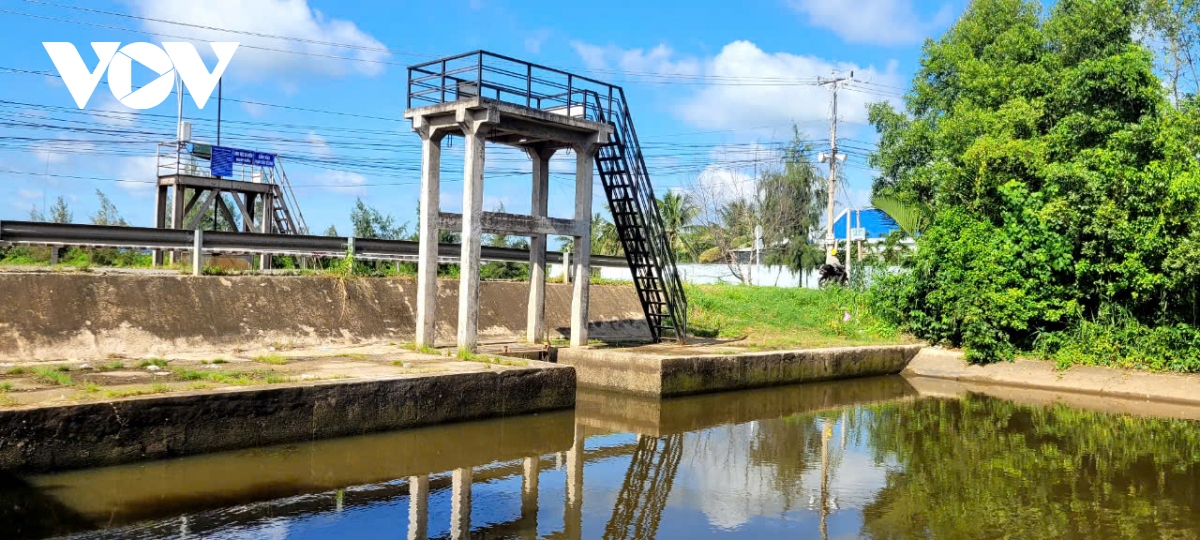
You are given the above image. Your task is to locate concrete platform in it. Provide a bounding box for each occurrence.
[559,342,922,397]
[0,345,575,472]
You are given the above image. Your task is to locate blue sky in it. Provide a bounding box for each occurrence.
[0,0,961,235]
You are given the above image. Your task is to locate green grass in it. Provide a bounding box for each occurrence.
[685,284,908,350]
[103,385,173,399]
[0,382,12,392]
[5,367,25,375]
[100,361,125,370]
[30,367,73,386]
[455,349,528,367]
[174,368,289,386]
[401,343,439,355]
[252,354,288,365]
[139,358,169,369]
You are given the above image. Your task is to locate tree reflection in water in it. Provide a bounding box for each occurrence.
[861,395,1200,539]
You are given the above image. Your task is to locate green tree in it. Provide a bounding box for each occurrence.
[760,128,828,281]
[323,224,339,237]
[869,0,1200,365]
[657,190,699,261]
[48,196,72,224]
[90,190,126,226]
[350,198,407,240]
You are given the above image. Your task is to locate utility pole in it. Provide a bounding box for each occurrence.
[818,72,853,266]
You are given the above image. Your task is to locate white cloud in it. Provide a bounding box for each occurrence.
[316,170,367,195]
[88,93,139,127]
[787,0,954,46]
[29,142,71,165]
[16,189,42,200]
[680,41,901,131]
[128,0,391,80]
[573,40,901,133]
[115,156,158,198]
[571,42,702,77]
[304,131,333,159]
[240,101,267,118]
[525,29,551,54]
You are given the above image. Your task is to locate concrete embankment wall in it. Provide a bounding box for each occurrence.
[561,344,923,397]
[0,364,574,472]
[0,273,651,361]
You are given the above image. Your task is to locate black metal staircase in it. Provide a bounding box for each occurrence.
[407,51,688,342]
[592,91,688,342]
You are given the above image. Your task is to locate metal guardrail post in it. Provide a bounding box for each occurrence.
[192,229,203,277]
[347,236,356,259]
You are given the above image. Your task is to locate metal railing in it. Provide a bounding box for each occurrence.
[407,50,619,124]
[0,221,627,267]
[156,142,311,236]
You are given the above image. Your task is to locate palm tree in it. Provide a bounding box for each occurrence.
[657,191,699,261]
[870,194,933,237]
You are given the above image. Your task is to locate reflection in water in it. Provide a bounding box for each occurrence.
[603,434,683,540]
[5,376,1200,538]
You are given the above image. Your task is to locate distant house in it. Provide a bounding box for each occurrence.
[832,207,904,242]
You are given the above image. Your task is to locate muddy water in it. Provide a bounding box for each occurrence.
[5,376,1200,539]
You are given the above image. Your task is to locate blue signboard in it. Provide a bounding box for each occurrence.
[209,145,276,177]
[210,146,234,177]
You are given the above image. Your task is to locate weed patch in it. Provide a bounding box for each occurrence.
[31,367,73,386]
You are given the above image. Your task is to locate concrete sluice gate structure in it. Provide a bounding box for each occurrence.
[405,51,689,352]
[1,377,917,539]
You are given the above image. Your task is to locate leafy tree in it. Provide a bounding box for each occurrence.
[869,0,1200,365]
[1138,0,1200,103]
[48,196,72,224]
[350,198,407,240]
[760,128,828,280]
[323,224,338,237]
[90,190,126,226]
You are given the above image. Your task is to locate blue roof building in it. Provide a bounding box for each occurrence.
[832,208,901,241]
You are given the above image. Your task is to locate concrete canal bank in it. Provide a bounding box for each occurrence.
[0,348,574,472]
[0,272,650,361]
[905,347,1200,408]
[560,343,922,397]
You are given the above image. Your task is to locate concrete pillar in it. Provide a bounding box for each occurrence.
[168,186,186,265]
[416,132,443,348]
[259,192,273,270]
[521,456,540,534]
[457,125,488,352]
[408,475,429,540]
[564,426,584,540]
[570,146,596,348]
[451,467,472,540]
[152,184,168,266]
[527,147,554,343]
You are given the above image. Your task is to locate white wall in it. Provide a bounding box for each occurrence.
[550,262,824,288]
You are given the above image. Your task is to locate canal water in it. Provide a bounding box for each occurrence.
[5,375,1200,539]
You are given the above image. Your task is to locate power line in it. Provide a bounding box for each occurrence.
[7,3,872,88]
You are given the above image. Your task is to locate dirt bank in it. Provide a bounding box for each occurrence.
[0,273,650,361]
